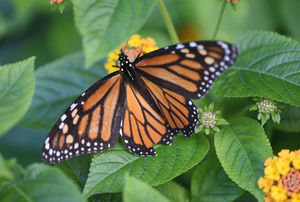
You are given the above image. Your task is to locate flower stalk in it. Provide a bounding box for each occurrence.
[158,0,179,44]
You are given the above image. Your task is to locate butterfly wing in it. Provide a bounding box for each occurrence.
[120,79,176,156]
[134,41,238,99]
[141,76,199,137]
[42,72,125,164]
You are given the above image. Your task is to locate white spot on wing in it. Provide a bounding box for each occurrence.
[59,122,64,129]
[60,114,67,121]
[189,42,197,47]
[176,43,184,49]
[70,103,77,111]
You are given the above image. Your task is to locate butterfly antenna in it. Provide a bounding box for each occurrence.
[112,50,118,56]
[123,40,129,53]
[136,44,144,59]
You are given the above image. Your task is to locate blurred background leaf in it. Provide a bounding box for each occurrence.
[0,57,35,135]
[0,126,46,166]
[20,53,106,130]
[271,104,300,133]
[274,0,300,42]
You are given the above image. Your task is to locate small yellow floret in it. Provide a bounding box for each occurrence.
[128,34,142,48]
[270,185,287,201]
[258,177,265,189]
[276,158,290,176]
[279,149,295,163]
[141,38,158,53]
[265,164,280,181]
[104,60,118,73]
[292,156,300,169]
[292,193,300,202]
[263,178,273,193]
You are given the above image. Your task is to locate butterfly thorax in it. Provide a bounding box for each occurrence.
[118,52,137,81]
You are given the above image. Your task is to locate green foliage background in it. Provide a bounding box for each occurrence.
[0,0,300,201]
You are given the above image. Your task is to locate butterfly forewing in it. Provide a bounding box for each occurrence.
[42,72,124,164]
[135,41,238,99]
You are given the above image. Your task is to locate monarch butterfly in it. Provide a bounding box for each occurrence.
[42,40,238,164]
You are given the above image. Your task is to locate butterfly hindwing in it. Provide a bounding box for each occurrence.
[141,76,199,137]
[135,41,238,99]
[42,72,124,164]
[120,80,176,156]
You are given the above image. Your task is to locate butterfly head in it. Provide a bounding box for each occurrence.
[118,50,131,68]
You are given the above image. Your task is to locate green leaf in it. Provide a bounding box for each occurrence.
[0,163,86,202]
[257,113,262,120]
[91,192,122,202]
[83,134,209,197]
[20,53,106,130]
[0,0,47,39]
[272,104,300,132]
[275,0,300,42]
[191,151,244,202]
[261,115,268,126]
[212,127,220,133]
[123,175,169,202]
[234,191,258,202]
[214,31,300,107]
[216,118,228,125]
[0,126,47,166]
[214,117,273,201]
[0,155,24,191]
[208,103,214,111]
[72,0,158,67]
[0,154,14,181]
[249,105,258,111]
[156,180,189,202]
[56,154,91,188]
[0,57,35,136]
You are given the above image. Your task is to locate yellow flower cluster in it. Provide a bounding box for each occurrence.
[104,34,158,73]
[258,149,300,202]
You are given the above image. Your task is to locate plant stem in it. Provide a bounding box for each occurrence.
[212,1,227,40]
[158,0,179,44]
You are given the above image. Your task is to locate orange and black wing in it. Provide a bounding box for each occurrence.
[141,76,199,137]
[120,80,176,156]
[134,41,238,99]
[42,72,125,164]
